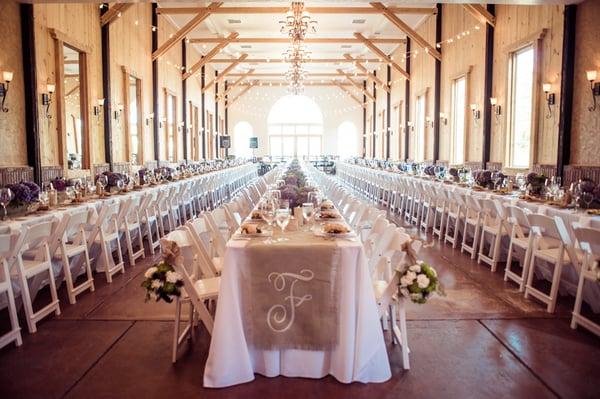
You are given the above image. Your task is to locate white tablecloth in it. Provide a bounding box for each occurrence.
[203,232,391,387]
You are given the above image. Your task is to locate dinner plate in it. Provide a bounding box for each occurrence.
[233,229,273,239]
[314,213,342,221]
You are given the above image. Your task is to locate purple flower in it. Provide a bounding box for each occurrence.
[22,181,40,201]
[53,177,67,192]
[6,183,34,204]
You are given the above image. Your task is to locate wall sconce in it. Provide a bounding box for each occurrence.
[41,83,55,119]
[439,112,448,126]
[542,83,555,118]
[113,103,123,121]
[387,126,393,136]
[470,103,481,120]
[93,98,104,117]
[159,117,166,128]
[0,71,14,112]
[425,116,434,128]
[586,70,599,111]
[177,121,184,132]
[145,113,154,126]
[407,121,414,132]
[490,97,501,123]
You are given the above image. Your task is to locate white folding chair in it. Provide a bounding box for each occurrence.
[119,197,146,266]
[0,233,23,348]
[571,225,600,336]
[94,202,125,283]
[185,217,224,276]
[504,205,534,291]
[477,199,509,272]
[14,220,61,333]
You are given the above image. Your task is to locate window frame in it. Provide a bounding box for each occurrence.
[450,68,470,165]
[122,66,144,165]
[504,30,545,169]
[163,88,177,163]
[414,88,429,162]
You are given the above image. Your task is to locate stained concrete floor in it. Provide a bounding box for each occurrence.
[0,222,599,399]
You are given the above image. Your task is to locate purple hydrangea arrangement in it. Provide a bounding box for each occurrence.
[6,181,40,205]
[53,177,68,192]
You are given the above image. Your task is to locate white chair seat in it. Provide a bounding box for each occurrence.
[193,277,221,299]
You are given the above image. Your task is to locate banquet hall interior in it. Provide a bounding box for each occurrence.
[0,0,599,398]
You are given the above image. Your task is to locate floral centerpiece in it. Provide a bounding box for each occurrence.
[278,159,316,208]
[398,261,443,304]
[526,172,547,196]
[578,178,600,209]
[141,260,184,303]
[95,171,128,190]
[5,181,41,216]
[52,177,68,192]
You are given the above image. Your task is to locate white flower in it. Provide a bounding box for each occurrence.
[151,279,163,289]
[405,271,417,282]
[150,292,158,301]
[409,264,422,273]
[417,274,430,289]
[144,267,158,279]
[166,271,182,284]
[400,275,413,287]
[410,292,423,302]
[400,287,410,298]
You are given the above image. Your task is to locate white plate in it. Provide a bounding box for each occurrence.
[314,213,342,221]
[233,229,273,239]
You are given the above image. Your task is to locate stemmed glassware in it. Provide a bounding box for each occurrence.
[302,203,315,231]
[571,182,582,211]
[260,200,275,228]
[0,188,13,220]
[581,192,594,210]
[491,171,501,190]
[97,175,108,195]
[516,173,526,192]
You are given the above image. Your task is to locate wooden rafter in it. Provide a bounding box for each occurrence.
[334,82,366,108]
[240,81,353,87]
[219,69,254,99]
[208,58,379,64]
[183,32,239,80]
[157,7,436,16]
[152,2,222,61]
[203,54,248,92]
[226,85,252,109]
[353,33,409,80]
[462,4,495,28]
[336,69,375,102]
[344,54,390,93]
[100,3,133,27]
[189,37,405,44]
[227,72,367,78]
[370,2,441,61]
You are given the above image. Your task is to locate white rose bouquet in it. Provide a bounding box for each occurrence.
[397,261,443,304]
[141,261,184,303]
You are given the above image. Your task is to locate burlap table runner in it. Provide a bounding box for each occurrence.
[240,236,340,351]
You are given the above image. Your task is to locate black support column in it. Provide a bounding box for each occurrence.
[101,3,113,169]
[557,5,577,179]
[372,73,376,159]
[386,65,392,160]
[482,4,495,166]
[404,38,411,161]
[152,3,159,161]
[433,3,443,162]
[201,64,206,159]
[20,3,41,185]
[215,71,219,159]
[362,81,367,157]
[224,80,229,158]
[181,39,187,162]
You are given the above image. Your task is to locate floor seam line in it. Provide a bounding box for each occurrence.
[60,320,137,399]
[477,319,563,399]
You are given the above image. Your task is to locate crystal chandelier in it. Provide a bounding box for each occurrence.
[279,2,317,95]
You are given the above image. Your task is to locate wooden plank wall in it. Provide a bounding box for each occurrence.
[0,1,28,167]
[389,42,408,161]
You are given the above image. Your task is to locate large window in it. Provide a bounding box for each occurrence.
[233,121,254,159]
[166,93,176,162]
[337,121,358,159]
[451,76,467,164]
[414,94,426,161]
[507,45,535,168]
[267,95,323,159]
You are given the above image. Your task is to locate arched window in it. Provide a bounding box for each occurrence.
[337,121,358,159]
[267,95,323,159]
[233,121,254,159]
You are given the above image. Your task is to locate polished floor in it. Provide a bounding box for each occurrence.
[0,218,599,399]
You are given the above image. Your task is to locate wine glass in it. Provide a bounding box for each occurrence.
[581,192,594,210]
[302,203,315,231]
[275,208,290,234]
[116,179,125,192]
[97,175,108,194]
[572,182,582,211]
[0,188,13,220]
[491,171,501,190]
[260,200,275,227]
[516,173,526,192]
[279,199,290,211]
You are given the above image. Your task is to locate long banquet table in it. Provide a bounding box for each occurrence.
[337,162,600,311]
[203,216,391,387]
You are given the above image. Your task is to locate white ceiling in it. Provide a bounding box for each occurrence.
[160,1,433,77]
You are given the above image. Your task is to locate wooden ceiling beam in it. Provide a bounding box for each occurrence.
[152,2,222,61]
[334,82,366,108]
[370,2,441,61]
[208,58,380,64]
[343,54,390,93]
[156,7,436,16]
[183,32,239,80]
[100,3,133,27]
[225,85,252,109]
[239,82,354,87]
[219,69,255,99]
[203,54,248,92]
[336,69,375,102]
[353,33,409,80]
[189,37,406,44]
[462,4,496,28]
[226,72,368,77]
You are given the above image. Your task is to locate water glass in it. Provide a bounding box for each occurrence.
[275,209,290,233]
[302,203,314,230]
[0,188,13,220]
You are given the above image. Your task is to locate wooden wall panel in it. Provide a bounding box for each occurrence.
[491,4,564,170]
[571,0,600,166]
[390,42,408,161]
[0,1,28,166]
[440,4,486,163]
[409,15,436,161]
[109,3,153,164]
[34,2,104,176]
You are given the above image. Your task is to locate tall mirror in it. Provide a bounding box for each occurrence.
[63,44,84,170]
[127,74,142,164]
